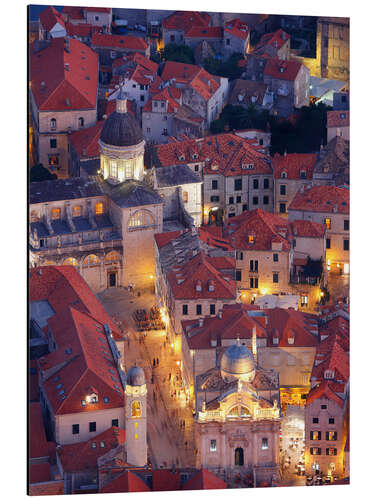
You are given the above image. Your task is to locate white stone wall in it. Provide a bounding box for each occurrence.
[86,11,112,30]
[294,236,326,261]
[142,109,173,144]
[327,125,349,143]
[125,383,147,467]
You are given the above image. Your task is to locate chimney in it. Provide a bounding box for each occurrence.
[199,318,204,327]
[41,81,46,91]
[66,98,70,107]
[281,31,286,40]
[64,37,70,53]
[218,310,223,319]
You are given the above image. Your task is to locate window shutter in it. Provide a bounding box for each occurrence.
[318,431,321,440]
[334,448,337,455]
[326,448,329,455]
[310,431,313,440]
[318,448,321,455]
[334,432,337,440]
[310,447,313,455]
[326,431,329,440]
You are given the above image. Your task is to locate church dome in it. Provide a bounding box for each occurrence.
[127,365,146,386]
[220,341,256,382]
[100,110,143,147]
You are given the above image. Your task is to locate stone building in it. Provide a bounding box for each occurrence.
[194,340,281,486]
[29,37,99,178]
[61,6,112,32]
[161,11,211,46]
[327,110,350,143]
[223,19,250,57]
[29,91,164,291]
[313,136,349,187]
[38,6,67,40]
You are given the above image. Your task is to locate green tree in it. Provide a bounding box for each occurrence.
[30,163,57,182]
[161,44,195,64]
[204,53,244,80]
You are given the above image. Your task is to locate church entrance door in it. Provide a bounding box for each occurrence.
[108,272,117,288]
[235,447,244,466]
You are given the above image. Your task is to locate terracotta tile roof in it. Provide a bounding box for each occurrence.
[182,303,267,349]
[306,380,344,407]
[182,468,227,490]
[228,79,268,107]
[152,470,181,491]
[113,52,158,74]
[91,33,148,52]
[62,6,85,21]
[312,335,349,384]
[185,26,223,39]
[65,22,98,38]
[264,58,303,81]
[39,6,65,33]
[288,185,349,214]
[29,402,50,459]
[58,427,125,472]
[327,110,350,127]
[29,463,52,484]
[224,209,292,251]
[272,152,317,179]
[155,133,271,176]
[143,86,182,114]
[291,219,326,238]
[257,29,290,51]
[167,252,236,300]
[40,306,124,415]
[266,308,319,347]
[162,11,210,31]
[224,18,249,40]
[29,38,98,111]
[100,469,151,493]
[85,7,111,13]
[206,256,235,271]
[154,230,184,249]
[69,120,104,159]
[29,480,64,495]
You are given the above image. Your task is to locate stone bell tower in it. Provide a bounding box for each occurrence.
[125,363,148,467]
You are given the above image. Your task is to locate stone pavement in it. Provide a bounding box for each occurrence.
[97,287,195,469]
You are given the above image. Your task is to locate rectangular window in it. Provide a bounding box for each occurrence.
[250,260,258,272]
[326,448,337,456]
[195,165,199,172]
[163,115,168,121]
[264,178,269,189]
[273,253,278,262]
[325,218,331,230]
[50,138,57,149]
[326,238,331,249]
[253,179,259,189]
[312,417,319,424]
[234,179,242,191]
[310,447,321,455]
[170,35,175,42]
[236,195,241,203]
[72,424,79,435]
[263,196,269,205]
[261,438,269,450]
[344,219,349,230]
[327,431,337,441]
[236,251,243,260]
[210,196,220,202]
[146,127,151,133]
[196,304,202,315]
[344,239,349,251]
[311,431,321,440]
[112,419,119,427]
[279,202,286,213]
[250,278,258,289]
[280,184,286,196]
[51,208,61,220]
[140,95,145,102]
[182,304,188,315]
[183,191,188,203]
[321,404,327,410]
[235,270,242,281]
[229,196,234,204]
[226,38,230,46]
[89,422,96,432]
[210,304,215,315]
[329,418,335,425]
[273,273,279,283]
[253,196,259,205]
[212,180,218,190]
[210,439,217,452]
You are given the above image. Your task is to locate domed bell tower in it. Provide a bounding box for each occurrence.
[125,363,147,467]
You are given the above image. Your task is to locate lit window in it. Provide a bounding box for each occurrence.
[128,210,155,229]
[135,434,139,440]
[131,401,141,417]
[84,254,99,267]
[261,438,268,450]
[327,431,337,441]
[81,400,86,406]
[73,205,82,217]
[325,218,331,230]
[91,442,97,448]
[51,208,61,220]
[326,448,337,456]
[312,431,320,440]
[105,251,120,262]
[95,202,104,215]
[210,439,217,452]
[48,155,59,166]
[100,441,105,448]
[134,422,138,428]
[183,191,188,203]
[310,447,321,455]
[63,257,78,267]
[248,234,255,244]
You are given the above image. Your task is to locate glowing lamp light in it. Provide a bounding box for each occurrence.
[336,263,340,268]
[149,274,153,279]
[176,361,180,366]
[261,288,267,295]
[320,291,324,297]
[171,343,174,349]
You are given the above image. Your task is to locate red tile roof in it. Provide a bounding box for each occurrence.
[143,86,182,114]
[100,469,151,493]
[167,252,236,300]
[65,22,98,38]
[312,335,349,384]
[273,152,317,179]
[288,185,350,214]
[39,6,65,33]
[224,209,292,251]
[182,468,227,490]
[154,230,184,249]
[264,58,303,81]
[155,133,271,176]
[58,427,125,472]
[291,219,326,238]
[306,381,344,407]
[265,308,319,347]
[327,110,350,128]
[152,470,181,491]
[113,52,158,74]
[224,18,249,40]
[62,6,85,21]
[85,7,111,13]
[91,33,148,52]
[257,29,290,51]
[29,463,52,484]
[185,26,223,39]
[28,480,64,496]
[162,11,210,32]
[29,402,50,459]
[69,120,104,158]
[29,38,98,111]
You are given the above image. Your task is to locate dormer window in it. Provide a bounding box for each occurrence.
[273,337,279,345]
[50,118,56,131]
[51,208,61,220]
[287,336,295,345]
[195,280,202,292]
[192,153,198,160]
[78,117,84,128]
[300,170,306,179]
[86,389,98,404]
[248,233,255,244]
[179,155,185,161]
[324,369,334,380]
[208,280,215,292]
[281,171,287,179]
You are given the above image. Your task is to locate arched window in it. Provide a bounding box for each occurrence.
[51,208,61,220]
[73,205,82,217]
[235,447,244,466]
[63,257,78,267]
[83,254,99,267]
[281,171,287,179]
[228,405,250,418]
[50,118,56,130]
[30,211,39,223]
[128,210,155,230]
[95,202,104,215]
[131,400,141,417]
[78,117,84,128]
[105,251,120,262]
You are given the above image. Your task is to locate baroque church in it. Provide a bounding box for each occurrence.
[29,88,196,291]
[194,340,281,485]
